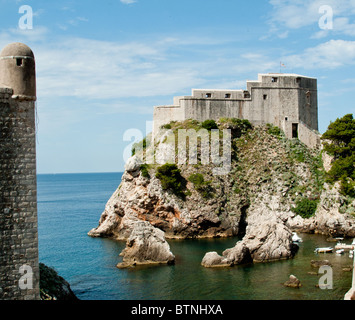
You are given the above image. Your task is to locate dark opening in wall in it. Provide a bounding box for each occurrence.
[285,117,288,121]
[263,94,268,100]
[292,123,298,139]
[296,77,301,84]
[225,93,231,99]
[205,93,212,98]
[16,58,23,67]
[243,91,250,99]
[271,77,278,83]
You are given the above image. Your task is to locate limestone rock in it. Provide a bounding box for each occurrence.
[284,275,302,288]
[201,252,231,268]
[201,210,297,267]
[116,221,175,268]
[124,155,142,172]
[310,260,332,268]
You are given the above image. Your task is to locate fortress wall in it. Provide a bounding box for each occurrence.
[182,98,244,122]
[298,121,321,149]
[153,105,185,135]
[152,74,319,149]
[298,87,318,131]
[0,89,40,300]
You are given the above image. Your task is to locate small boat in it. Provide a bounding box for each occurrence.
[314,247,333,253]
[292,232,303,243]
[336,249,345,255]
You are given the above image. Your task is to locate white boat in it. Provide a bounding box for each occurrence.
[336,249,345,255]
[314,247,333,253]
[292,232,303,243]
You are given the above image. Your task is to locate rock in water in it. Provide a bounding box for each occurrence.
[39,263,78,300]
[201,252,231,268]
[117,221,175,268]
[310,260,332,268]
[201,211,298,268]
[284,275,302,288]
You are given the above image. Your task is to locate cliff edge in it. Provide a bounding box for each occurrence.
[88,119,355,264]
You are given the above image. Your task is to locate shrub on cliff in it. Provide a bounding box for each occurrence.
[201,119,218,131]
[321,113,355,197]
[266,123,282,137]
[292,198,318,219]
[156,163,187,198]
[188,173,214,199]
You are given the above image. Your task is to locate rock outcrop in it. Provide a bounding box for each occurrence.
[201,210,298,267]
[288,183,355,237]
[284,275,302,288]
[39,263,78,301]
[117,221,175,268]
[88,120,355,267]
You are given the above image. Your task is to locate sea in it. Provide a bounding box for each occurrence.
[37,172,353,300]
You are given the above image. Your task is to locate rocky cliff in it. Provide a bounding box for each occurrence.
[88,119,355,265]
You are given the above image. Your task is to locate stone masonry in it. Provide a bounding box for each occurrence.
[0,43,40,300]
[153,73,321,148]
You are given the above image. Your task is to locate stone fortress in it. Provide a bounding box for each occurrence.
[153,73,321,148]
[0,43,39,300]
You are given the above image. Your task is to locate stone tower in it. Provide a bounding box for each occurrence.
[0,43,40,300]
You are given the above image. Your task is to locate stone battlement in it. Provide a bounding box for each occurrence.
[154,73,321,148]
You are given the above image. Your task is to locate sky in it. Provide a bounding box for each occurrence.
[0,0,355,173]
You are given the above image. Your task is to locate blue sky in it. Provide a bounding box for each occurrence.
[1,0,355,173]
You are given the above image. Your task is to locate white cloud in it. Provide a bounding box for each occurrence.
[120,0,137,4]
[268,0,355,37]
[283,40,355,69]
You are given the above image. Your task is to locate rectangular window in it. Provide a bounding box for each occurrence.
[271,77,278,83]
[205,93,212,98]
[16,58,23,67]
[263,94,267,100]
[292,123,298,139]
[225,93,231,99]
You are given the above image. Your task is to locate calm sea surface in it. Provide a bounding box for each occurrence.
[37,173,353,300]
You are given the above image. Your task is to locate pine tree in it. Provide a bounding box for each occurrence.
[321,114,355,197]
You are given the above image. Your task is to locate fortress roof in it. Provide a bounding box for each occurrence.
[0,42,34,59]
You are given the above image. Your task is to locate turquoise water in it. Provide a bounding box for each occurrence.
[37,173,353,300]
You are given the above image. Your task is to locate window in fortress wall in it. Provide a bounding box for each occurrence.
[16,58,23,67]
[271,77,278,83]
[205,93,212,98]
[225,93,231,99]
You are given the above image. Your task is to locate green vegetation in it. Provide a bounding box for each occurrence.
[201,119,218,130]
[161,123,172,129]
[321,114,355,197]
[266,123,282,137]
[292,197,319,219]
[188,173,214,199]
[156,163,187,198]
[131,137,148,157]
[140,164,151,179]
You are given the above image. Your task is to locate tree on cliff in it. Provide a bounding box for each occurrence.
[321,113,355,197]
